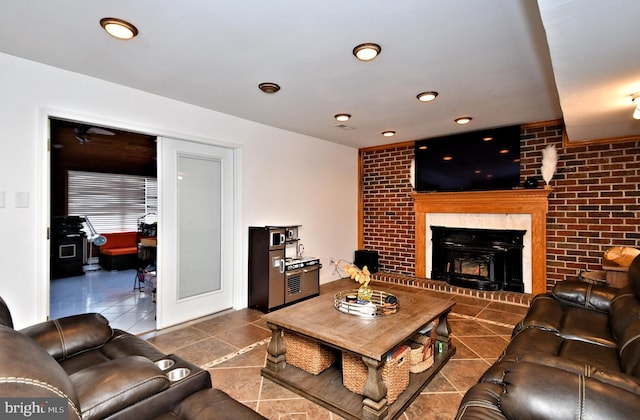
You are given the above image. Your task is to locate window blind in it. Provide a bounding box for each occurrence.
[68,170,157,234]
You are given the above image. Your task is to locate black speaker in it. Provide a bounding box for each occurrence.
[354,250,379,273]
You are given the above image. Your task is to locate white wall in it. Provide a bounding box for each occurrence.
[0,52,358,329]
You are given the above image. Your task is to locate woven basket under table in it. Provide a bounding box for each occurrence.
[342,346,410,404]
[282,331,336,375]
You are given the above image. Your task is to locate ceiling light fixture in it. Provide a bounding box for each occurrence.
[632,93,640,120]
[100,18,138,40]
[335,114,351,122]
[258,82,281,94]
[455,117,472,125]
[381,131,396,137]
[417,92,438,102]
[353,43,381,61]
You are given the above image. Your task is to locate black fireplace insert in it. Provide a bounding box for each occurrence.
[431,226,525,292]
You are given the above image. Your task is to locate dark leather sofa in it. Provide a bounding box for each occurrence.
[456,254,640,419]
[0,298,266,419]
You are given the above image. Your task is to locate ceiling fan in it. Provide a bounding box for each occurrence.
[74,124,115,143]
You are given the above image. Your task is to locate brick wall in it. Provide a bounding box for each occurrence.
[360,121,640,291]
[360,144,415,275]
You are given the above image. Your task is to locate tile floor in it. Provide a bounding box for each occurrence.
[141,278,529,420]
[50,269,156,334]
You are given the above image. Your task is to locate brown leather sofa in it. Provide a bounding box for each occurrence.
[0,298,266,419]
[456,254,640,419]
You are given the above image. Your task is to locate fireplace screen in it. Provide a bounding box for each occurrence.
[453,257,489,278]
[431,226,525,292]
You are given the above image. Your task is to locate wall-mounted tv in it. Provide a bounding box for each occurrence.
[414,125,521,192]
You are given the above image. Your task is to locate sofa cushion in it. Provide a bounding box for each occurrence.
[100,232,138,251]
[70,355,170,420]
[500,362,640,419]
[57,330,166,376]
[503,327,620,372]
[552,280,617,313]
[514,293,616,348]
[20,313,113,361]
[102,246,138,256]
[560,306,616,347]
[558,339,621,372]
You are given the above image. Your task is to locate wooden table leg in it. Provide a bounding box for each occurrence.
[264,322,286,373]
[435,308,452,354]
[361,356,388,420]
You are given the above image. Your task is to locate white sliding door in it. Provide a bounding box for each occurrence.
[157,137,235,328]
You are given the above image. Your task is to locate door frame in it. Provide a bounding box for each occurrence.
[37,108,245,324]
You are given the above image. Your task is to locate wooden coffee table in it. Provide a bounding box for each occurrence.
[261,286,455,420]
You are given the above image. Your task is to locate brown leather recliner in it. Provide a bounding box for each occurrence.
[456,254,640,419]
[0,298,266,419]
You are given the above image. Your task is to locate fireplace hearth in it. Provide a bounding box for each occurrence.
[431,226,526,292]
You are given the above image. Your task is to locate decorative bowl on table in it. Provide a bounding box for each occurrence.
[334,290,399,317]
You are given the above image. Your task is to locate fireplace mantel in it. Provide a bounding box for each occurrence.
[413,189,552,295]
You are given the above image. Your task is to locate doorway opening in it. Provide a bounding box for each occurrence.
[49,117,158,334]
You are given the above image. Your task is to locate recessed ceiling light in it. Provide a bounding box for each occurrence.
[258,82,281,93]
[353,43,381,61]
[381,131,396,137]
[100,18,138,40]
[499,149,510,154]
[442,155,453,161]
[483,136,493,141]
[455,117,472,125]
[417,92,438,102]
[335,114,351,122]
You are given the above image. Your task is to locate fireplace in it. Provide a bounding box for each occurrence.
[431,226,525,292]
[413,189,552,295]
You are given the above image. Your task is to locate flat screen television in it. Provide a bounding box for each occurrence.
[414,125,521,192]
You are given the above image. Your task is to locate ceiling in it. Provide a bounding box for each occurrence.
[1,1,639,149]
[49,119,157,177]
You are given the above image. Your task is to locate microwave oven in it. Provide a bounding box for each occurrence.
[269,229,285,247]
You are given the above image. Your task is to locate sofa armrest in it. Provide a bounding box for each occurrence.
[552,280,618,313]
[70,355,170,419]
[455,382,507,420]
[500,361,640,419]
[19,313,113,361]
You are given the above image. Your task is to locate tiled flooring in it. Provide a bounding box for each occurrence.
[141,278,529,420]
[50,269,156,334]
